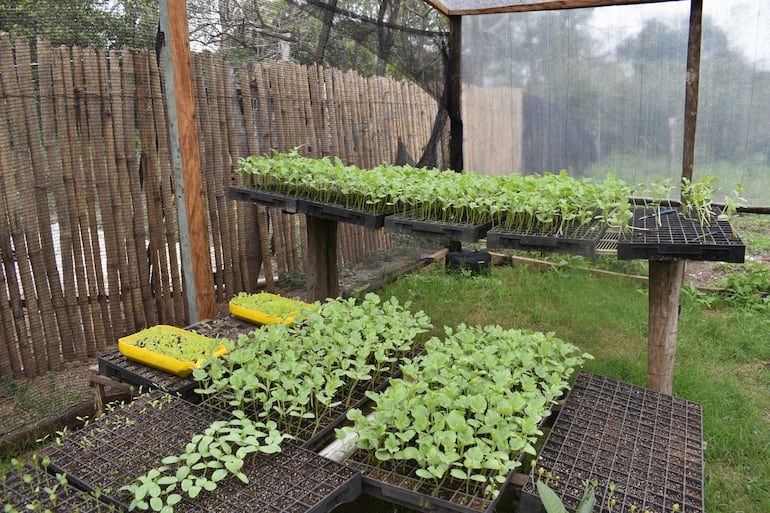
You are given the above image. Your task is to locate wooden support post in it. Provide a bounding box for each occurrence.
[647,260,686,395]
[160,0,215,322]
[447,15,463,172]
[682,0,703,183]
[305,216,339,302]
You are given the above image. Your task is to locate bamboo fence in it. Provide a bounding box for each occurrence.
[0,35,440,377]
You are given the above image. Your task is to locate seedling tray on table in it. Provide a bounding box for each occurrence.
[38,393,362,513]
[519,371,705,513]
[384,212,493,243]
[229,186,391,228]
[229,186,300,213]
[487,220,607,256]
[617,207,745,262]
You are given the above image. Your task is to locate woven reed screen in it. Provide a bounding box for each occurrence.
[0,35,439,377]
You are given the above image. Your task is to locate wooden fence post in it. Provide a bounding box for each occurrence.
[159,0,215,322]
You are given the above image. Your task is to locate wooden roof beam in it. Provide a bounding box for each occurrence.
[422,0,682,16]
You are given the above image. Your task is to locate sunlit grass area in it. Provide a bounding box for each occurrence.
[381,264,770,513]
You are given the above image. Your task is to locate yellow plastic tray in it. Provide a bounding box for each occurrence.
[228,293,312,325]
[118,325,229,378]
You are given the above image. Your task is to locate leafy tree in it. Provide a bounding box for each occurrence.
[0,0,157,48]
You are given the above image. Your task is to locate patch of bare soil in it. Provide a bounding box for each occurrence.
[0,361,96,441]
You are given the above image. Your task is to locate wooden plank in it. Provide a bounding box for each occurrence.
[4,36,57,373]
[218,56,243,295]
[0,33,28,374]
[204,53,231,302]
[115,48,150,330]
[647,260,686,395]
[251,63,276,290]
[124,49,156,327]
[135,50,172,325]
[160,0,215,322]
[193,54,225,304]
[106,48,138,331]
[93,48,127,339]
[54,45,91,361]
[424,0,677,16]
[308,65,331,156]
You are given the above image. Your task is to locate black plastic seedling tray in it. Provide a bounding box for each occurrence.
[229,186,300,213]
[39,393,227,510]
[487,221,607,257]
[229,186,391,228]
[199,343,425,452]
[297,199,392,229]
[347,454,505,513]
[97,349,198,399]
[3,463,110,512]
[519,371,705,513]
[384,212,493,243]
[38,393,362,513]
[97,317,255,400]
[617,207,744,262]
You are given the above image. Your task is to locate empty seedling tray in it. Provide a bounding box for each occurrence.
[519,371,705,513]
[617,207,745,262]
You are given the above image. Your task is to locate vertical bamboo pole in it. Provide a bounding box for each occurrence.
[82,48,116,348]
[251,63,275,290]
[238,62,264,292]
[6,38,64,369]
[160,0,215,322]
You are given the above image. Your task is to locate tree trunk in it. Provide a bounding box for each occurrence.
[313,0,338,64]
[376,0,401,76]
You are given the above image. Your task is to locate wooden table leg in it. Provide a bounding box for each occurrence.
[647,259,686,395]
[305,215,339,302]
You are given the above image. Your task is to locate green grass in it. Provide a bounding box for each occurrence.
[380,264,770,513]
